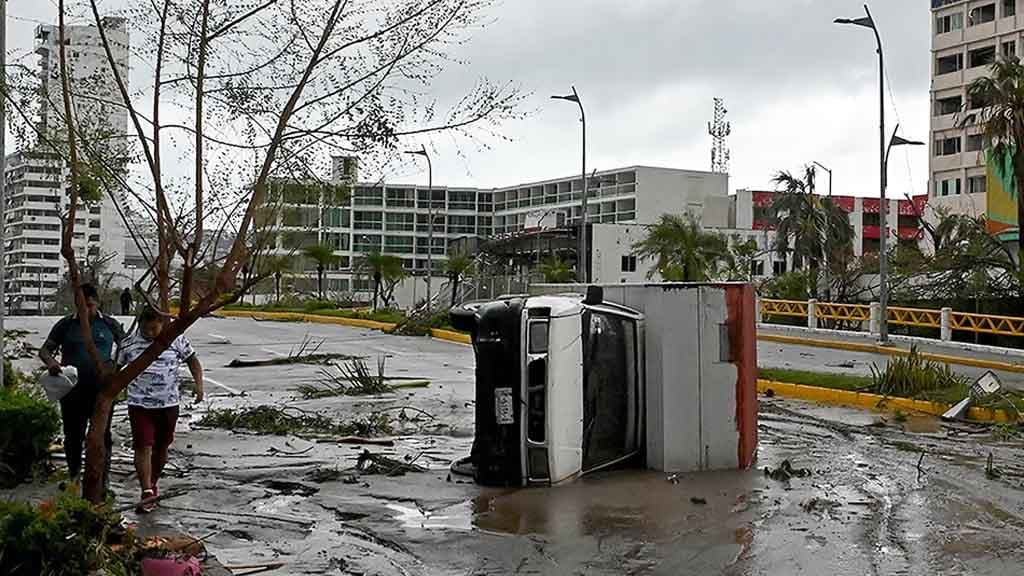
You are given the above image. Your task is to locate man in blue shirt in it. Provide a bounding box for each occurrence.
[38,283,126,486]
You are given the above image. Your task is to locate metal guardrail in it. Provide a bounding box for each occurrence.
[950,312,1024,337]
[887,307,941,329]
[815,302,870,323]
[759,299,808,319]
[759,298,1024,340]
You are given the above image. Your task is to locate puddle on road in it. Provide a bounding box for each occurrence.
[386,502,474,530]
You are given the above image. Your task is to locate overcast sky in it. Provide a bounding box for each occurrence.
[6,0,931,198]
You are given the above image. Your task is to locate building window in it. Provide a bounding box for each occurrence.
[384,235,415,254]
[862,212,881,227]
[936,177,962,197]
[969,45,997,68]
[966,133,985,151]
[386,188,415,208]
[969,3,997,25]
[750,260,765,278]
[1004,40,1016,58]
[934,136,962,156]
[385,212,414,231]
[934,95,962,116]
[968,175,987,194]
[772,261,787,276]
[352,211,383,230]
[936,12,964,34]
[620,255,637,273]
[1005,0,1016,17]
[936,53,964,75]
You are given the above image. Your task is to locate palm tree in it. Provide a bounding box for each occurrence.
[444,255,474,308]
[356,252,405,310]
[302,243,338,301]
[632,213,729,281]
[259,255,292,305]
[772,167,854,297]
[539,256,575,283]
[964,55,1024,278]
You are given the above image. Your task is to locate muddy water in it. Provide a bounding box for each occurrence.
[8,317,1024,575]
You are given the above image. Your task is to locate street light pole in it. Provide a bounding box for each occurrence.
[405,146,433,309]
[551,87,587,283]
[0,0,7,386]
[836,4,889,342]
[812,161,833,196]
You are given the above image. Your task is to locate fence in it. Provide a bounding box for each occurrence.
[759,298,1024,342]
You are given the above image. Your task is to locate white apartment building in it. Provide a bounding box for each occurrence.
[930,0,1022,217]
[268,161,728,306]
[3,19,131,314]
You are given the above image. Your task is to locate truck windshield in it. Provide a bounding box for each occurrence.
[581,311,639,472]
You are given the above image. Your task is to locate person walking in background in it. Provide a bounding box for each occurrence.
[38,283,126,489]
[118,306,204,513]
[120,287,133,316]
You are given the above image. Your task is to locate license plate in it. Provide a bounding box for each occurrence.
[495,387,514,425]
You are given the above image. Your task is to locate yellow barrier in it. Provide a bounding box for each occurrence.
[951,312,1024,337]
[888,306,941,329]
[760,299,809,319]
[761,299,1024,340]
[815,302,870,323]
[757,379,1016,423]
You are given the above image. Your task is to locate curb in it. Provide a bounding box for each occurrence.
[215,309,398,331]
[430,329,472,345]
[757,379,1017,423]
[758,333,1024,374]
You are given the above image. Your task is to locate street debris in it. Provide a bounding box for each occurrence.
[227,335,360,368]
[800,497,841,516]
[690,496,707,505]
[196,405,392,437]
[986,452,1001,479]
[356,450,427,476]
[870,346,968,400]
[298,356,430,399]
[763,460,811,482]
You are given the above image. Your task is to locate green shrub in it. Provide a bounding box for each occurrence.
[303,299,338,312]
[0,387,61,487]
[0,493,140,575]
[869,346,969,399]
[3,359,20,388]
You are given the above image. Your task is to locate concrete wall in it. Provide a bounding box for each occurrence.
[590,224,657,284]
[634,168,728,225]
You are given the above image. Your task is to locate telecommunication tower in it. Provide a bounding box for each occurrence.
[708,98,731,174]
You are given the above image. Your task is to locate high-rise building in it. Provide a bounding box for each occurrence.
[3,19,130,314]
[929,0,1021,218]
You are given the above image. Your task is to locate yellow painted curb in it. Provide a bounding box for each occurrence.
[758,333,1024,374]
[430,328,472,345]
[215,308,398,331]
[757,379,1016,423]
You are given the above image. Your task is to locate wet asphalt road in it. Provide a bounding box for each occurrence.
[6,316,1024,575]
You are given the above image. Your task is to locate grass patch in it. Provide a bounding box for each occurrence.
[223,304,406,325]
[197,405,392,437]
[758,367,871,391]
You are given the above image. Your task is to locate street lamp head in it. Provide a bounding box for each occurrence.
[890,134,925,147]
[404,147,428,157]
[834,15,875,29]
[551,94,580,103]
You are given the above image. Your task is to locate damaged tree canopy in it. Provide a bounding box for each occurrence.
[8,0,523,503]
[297,356,430,398]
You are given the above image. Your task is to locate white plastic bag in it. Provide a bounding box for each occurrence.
[39,365,78,403]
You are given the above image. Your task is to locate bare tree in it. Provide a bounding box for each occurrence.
[5,0,522,502]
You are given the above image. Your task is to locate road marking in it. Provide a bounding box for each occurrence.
[204,375,242,395]
[261,347,285,357]
[208,333,229,342]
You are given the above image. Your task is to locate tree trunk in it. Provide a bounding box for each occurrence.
[373,272,381,311]
[317,264,324,300]
[275,272,281,304]
[450,276,459,309]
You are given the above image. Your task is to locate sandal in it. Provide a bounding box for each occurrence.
[136,489,157,514]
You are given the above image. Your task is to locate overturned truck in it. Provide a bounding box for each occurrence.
[450,283,758,487]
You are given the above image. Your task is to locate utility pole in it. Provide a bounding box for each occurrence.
[551,87,588,282]
[1,0,7,386]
